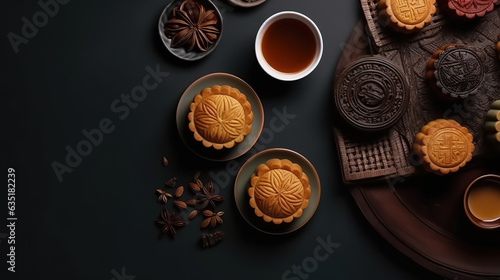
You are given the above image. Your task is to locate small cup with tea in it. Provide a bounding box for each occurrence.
[255,11,323,81]
[464,174,500,229]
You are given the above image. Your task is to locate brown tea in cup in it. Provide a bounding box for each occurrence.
[261,18,317,73]
[464,174,500,229]
[255,11,323,81]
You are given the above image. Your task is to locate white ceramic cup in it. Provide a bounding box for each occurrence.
[255,11,323,81]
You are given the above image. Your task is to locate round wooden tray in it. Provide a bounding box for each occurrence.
[335,21,500,279]
[351,159,500,279]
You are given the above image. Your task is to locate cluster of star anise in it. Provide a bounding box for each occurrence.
[155,175,188,238]
[185,172,225,228]
[155,165,224,247]
[164,0,220,52]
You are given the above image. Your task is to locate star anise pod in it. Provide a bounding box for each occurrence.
[189,178,203,192]
[156,207,186,238]
[164,0,220,52]
[201,210,224,228]
[195,180,223,211]
[174,186,184,198]
[174,200,187,209]
[193,170,201,181]
[186,199,198,206]
[188,210,198,220]
[156,189,173,203]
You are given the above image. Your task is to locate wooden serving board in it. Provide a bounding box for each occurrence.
[334,2,500,279]
[333,1,500,183]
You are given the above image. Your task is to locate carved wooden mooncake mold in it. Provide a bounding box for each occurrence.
[248,158,311,224]
[413,119,474,175]
[334,56,410,132]
[378,0,436,33]
[188,85,253,150]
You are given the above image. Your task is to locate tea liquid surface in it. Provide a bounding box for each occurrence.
[468,181,500,222]
[261,18,316,73]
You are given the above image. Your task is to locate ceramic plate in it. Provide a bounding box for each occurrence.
[176,73,264,161]
[228,0,266,8]
[158,0,223,61]
[234,148,321,235]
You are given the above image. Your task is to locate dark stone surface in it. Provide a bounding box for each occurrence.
[1,0,442,279]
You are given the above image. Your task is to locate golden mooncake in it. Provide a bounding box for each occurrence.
[378,0,436,33]
[413,119,474,175]
[248,158,311,224]
[188,85,253,150]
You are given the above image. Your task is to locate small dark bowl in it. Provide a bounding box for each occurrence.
[158,0,223,61]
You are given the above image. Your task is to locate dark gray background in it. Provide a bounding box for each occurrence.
[2,0,443,279]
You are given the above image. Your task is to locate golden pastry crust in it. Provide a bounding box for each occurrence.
[378,0,436,33]
[248,158,311,224]
[413,119,474,175]
[188,85,253,150]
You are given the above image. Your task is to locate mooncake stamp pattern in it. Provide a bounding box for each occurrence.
[334,57,410,132]
[427,44,484,100]
[248,159,311,224]
[378,0,436,32]
[188,85,253,150]
[362,0,445,48]
[413,119,474,175]
[439,0,498,19]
